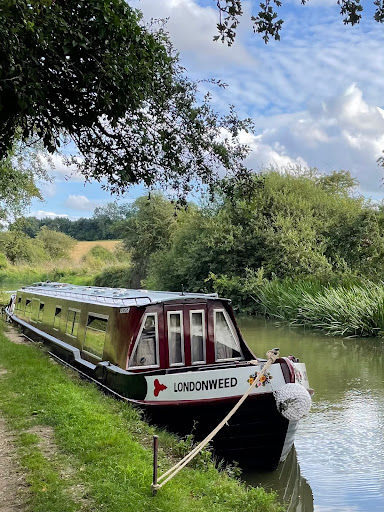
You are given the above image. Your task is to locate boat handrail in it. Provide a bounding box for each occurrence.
[23,288,152,306]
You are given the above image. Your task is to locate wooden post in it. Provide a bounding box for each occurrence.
[152,435,159,496]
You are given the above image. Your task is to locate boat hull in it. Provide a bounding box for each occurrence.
[143,393,295,470]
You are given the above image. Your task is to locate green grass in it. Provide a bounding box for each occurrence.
[258,279,384,337]
[0,324,281,512]
[0,264,100,293]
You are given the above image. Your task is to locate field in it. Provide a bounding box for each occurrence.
[70,240,121,261]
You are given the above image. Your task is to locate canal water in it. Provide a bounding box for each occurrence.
[239,317,384,512]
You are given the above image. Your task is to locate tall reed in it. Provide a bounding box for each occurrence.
[258,279,384,337]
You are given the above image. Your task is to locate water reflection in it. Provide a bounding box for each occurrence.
[238,317,384,512]
[244,448,313,512]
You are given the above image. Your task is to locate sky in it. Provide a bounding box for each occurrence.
[30,0,384,220]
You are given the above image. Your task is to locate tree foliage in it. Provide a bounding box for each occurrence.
[215,1,384,45]
[0,0,253,198]
[0,141,48,221]
[105,169,384,305]
[0,230,47,264]
[10,201,132,241]
[120,194,177,287]
[35,226,76,260]
[0,226,76,263]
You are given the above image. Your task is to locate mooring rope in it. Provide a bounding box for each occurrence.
[151,348,280,494]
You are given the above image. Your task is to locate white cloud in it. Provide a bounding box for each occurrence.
[42,153,85,183]
[64,195,103,212]
[30,210,70,220]
[38,181,57,198]
[131,0,255,71]
[239,130,308,170]
[240,85,384,196]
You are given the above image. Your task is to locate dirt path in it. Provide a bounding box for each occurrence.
[0,328,90,511]
[0,329,28,511]
[0,412,26,512]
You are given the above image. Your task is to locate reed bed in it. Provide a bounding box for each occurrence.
[258,280,384,337]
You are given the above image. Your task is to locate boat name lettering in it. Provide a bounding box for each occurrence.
[173,377,238,393]
[119,307,130,314]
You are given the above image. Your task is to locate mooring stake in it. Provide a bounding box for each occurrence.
[152,435,159,496]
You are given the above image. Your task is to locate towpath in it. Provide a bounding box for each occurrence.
[0,407,26,511]
[0,329,30,511]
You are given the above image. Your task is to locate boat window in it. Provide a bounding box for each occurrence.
[53,307,61,329]
[214,310,243,361]
[38,303,44,322]
[66,309,80,338]
[190,310,206,364]
[83,315,108,359]
[16,297,22,311]
[168,311,184,366]
[31,298,40,322]
[129,313,158,368]
[25,299,31,318]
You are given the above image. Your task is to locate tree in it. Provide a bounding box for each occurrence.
[0,231,47,264]
[215,1,384,45]
[143,169,384,299]
[93,202,133,240]
[0,0,252,199]
[35,226,76,260]
[121,194,177,287]
[9,216,41,238]
[0,141,48,221]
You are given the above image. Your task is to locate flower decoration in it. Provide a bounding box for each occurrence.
[247,372,273,387]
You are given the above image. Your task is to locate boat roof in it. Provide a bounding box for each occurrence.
[19,282,224,308]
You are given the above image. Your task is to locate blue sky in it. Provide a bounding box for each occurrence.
[30,0,384,219]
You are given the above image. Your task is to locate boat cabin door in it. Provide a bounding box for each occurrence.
[164,304,207,368]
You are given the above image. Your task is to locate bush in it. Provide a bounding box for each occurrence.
[208,268,267,314]
[36,226,76,259]
[81,245,116,269]
[94,265,132,288]
[0,252,8,270]
[0,231,48,264]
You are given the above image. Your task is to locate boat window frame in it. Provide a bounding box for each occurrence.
[53,305,62,331]
[213,308,243,362]
[65,307,81,338]
[128,312,160,370]
[31,298,40,323]
[82,312,109,361]
[38,302,45,323]
[189,309,206,365]
[25,298,32,319]
[167,310,185,367]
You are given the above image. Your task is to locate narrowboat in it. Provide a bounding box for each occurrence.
[4,282,311,470]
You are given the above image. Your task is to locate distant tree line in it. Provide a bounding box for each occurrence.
[8,203,133,241]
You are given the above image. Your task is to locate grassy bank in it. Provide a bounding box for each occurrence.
[0,324,281,512]
[258,279,384,337]
[0,240,128,288]
[0,262,131,290]
[0,263,96,287]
